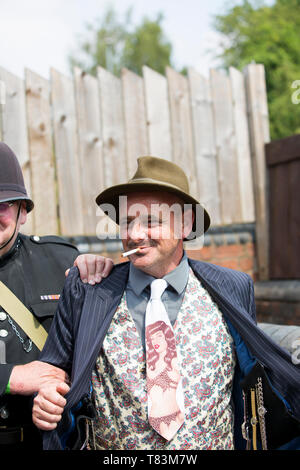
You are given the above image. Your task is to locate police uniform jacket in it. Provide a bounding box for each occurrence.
[0,233,78,441]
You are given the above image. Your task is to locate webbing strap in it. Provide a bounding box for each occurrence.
[0,281,47,351]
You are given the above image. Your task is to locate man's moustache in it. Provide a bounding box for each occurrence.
[127,241,157,250]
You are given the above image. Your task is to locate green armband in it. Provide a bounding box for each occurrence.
[5,381,10,394]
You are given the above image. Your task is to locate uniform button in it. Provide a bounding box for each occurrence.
[0,329,8,337]
[0,312,7,321]
[0,406,9,419]
[33,235,40,241]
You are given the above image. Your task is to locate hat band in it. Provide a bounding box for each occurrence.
[127,177,188,194]
[0,183,27,195]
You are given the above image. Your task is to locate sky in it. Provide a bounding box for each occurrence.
[0,0,240,80]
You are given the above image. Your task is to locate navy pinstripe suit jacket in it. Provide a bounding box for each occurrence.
[40,259,300,450]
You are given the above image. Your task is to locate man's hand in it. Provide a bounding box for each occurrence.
[65,254,114,285]
[9,361,69,395]
[32,382,70,430]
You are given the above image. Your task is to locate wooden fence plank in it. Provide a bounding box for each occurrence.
[121,68,148,176]
[244,63,270,280]
[143,66,172,160]
[166,66,198,199]
[97,67,127,188]
[210,68,242,225]
[188,68,221,226]
[0,62,270,248]
[51,68,84,236]
[0,67,34,235]
[25,68,57,236]
[230,67,255,222]
[74,67,104,235]
[267,155,300,279]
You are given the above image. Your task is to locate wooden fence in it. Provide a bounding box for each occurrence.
[0,63,270,277]
[265,134,300,280]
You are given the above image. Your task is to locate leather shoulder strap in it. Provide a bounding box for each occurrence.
[0,281,48,351]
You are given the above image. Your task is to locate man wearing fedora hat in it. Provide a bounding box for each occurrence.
[0,142,114,449]
[33,156,300,451]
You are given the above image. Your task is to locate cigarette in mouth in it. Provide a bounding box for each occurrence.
[122,247,140,257]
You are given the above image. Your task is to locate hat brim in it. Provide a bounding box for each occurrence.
[96,180,210,240]
[0,191,34,213]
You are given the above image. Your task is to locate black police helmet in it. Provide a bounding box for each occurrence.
[0,142,34,212]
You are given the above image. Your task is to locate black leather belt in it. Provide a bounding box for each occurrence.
[0,426,24,445]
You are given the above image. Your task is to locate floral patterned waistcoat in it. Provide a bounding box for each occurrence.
[89,269,236,450]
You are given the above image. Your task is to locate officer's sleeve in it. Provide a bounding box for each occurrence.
[39,266,86,376]
[0,364,14,396]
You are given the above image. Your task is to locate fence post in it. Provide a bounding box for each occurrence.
[121,68,148,176]
[210,69,242,225]
[97,66,127,187]
[230,67,255,223]
[74,67,104,235]
[51,68,84,236]
[244,64,270,280]
[166,66,198,199]
[0,67,35,235]
[25,68,58,236]
[188,67,221,226]
[143,66,172,161]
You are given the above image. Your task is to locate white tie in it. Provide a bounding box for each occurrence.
[145,279,185,440]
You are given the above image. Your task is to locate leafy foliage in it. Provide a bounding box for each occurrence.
[213,0,300,139]
[69,6,173,77]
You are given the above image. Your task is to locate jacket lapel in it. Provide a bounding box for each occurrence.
[69,262,130,407]
[188,259,248,315]
[189,258,300,422]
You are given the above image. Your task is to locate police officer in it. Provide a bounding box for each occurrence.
[0,142,113,449]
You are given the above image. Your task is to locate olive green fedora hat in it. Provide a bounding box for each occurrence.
[96,156,210,239]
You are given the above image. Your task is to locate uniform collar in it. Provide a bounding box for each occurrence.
[0,234,21,266]
[128,251,189,296]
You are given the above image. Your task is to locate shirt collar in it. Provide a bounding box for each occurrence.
[128,251,189,296]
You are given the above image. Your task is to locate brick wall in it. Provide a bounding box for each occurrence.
[185,225,257,280]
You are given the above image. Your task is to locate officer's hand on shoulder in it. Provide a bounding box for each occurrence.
[66,254,114,285]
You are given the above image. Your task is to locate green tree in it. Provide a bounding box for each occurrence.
[122,13,173,75]
[213,0,300,140]
[69,6,173,77]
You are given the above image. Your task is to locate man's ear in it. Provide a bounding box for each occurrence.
[19,202,28,226]
[182,208,194,240]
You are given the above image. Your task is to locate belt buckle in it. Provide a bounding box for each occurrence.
[0,426,24,445]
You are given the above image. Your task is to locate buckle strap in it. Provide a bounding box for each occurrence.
[250,388,258,450]
[0,426,24,445]
[255,377,268,450]
[0,281,48,351]
[241,390,251,450]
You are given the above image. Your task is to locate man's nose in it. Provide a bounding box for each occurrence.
[128,219,148,240]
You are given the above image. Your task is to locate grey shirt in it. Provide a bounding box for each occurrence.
[126,252,190,349]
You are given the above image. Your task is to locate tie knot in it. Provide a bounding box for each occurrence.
[150,279,168,300]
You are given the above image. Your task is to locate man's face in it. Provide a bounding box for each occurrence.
[0,201,27,253]
[120,192,193,277]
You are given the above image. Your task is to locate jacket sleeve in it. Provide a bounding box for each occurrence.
[0,364,14,396]
[39,267,86,376]
[247,275,257,324]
